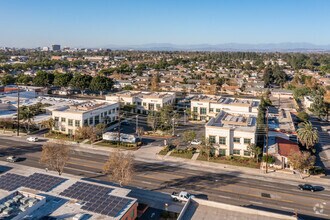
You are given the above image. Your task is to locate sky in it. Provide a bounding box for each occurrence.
[0,0,329,48]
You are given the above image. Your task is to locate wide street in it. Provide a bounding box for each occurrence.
[0,136,329,219]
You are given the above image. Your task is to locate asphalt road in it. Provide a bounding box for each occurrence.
[0,137,329,219]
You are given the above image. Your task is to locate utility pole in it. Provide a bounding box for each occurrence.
[172,118,175,136]
[117,96,121,146]
[136,115,138,136]
[184,106,187,125]
[17,85,20,136]
[265,107,269,173]
[278,94,281,109]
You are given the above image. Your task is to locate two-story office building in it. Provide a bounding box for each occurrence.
[191,95,259,121]
[205,110,257,157]
[51,101,119,135]
[105,91,176,114]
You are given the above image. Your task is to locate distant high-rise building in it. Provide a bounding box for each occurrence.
[52,44,61,51]
[42,47,49,51]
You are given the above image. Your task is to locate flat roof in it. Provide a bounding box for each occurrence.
[109,90,175,99]
[180,198,296,220]
[207,111,256,132]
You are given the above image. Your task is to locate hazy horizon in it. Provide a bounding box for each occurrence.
[1,0,330,48]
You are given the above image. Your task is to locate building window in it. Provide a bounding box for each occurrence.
[244,150,251,156]
[137,102,141,106]
[219,149,226,156]
[131,209,135,218]
[95,115,100,125]
[61,117,66,123]
[244,138,251,145]
[101,113,103,118]
[148,103,155,111]
[54,126,59,131]
[233,137,240,143]
[54,117,59,122]
[104,111,107,116]
[83,119,88,126]
[89,117,93,125]
[216,108,220,112]
[233,149,240,155]
[75,120,80,127]
[209,108,214,113]
[61,127,65,132]
[193,107,198,113]
[219,137,226,145]
[156,104,161,109]
[143,102,146,106]
[68,129,73,136]
[193,115,198,120]
[209,135,216,144]
[200,107,207,115]
[68,119,73,126]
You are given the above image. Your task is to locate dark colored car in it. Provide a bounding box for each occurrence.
[298,184,323,192]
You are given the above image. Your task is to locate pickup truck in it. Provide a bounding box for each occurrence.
[171,191,194,202]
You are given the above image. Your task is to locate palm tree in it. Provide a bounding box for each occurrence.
[297,121,319,149]
[19,106,35,133]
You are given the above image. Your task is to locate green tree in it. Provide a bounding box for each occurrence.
[19,106,35,133]
[69,74,92,94]
[33,71,54,86]
[309,94,327,119]
[297,111,309,122]
[53,72,73,87]
[89,76,113,95]
[147,111,160,132]
[183,130,197,143]
[248,144,262,163]
[297,121,318,150]
[16,74,32,85]
[0,74,15,85]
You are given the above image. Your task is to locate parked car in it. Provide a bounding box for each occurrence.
[6,156,18,163]
[298,184,323,192]
[27,136,39,142]
[171,191,194,202]
[190,139,202,145]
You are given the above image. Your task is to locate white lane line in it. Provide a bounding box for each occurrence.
[217,195,231,199]
[281,206,294,210]
[249,201,263,205]
[141,181,152,185]
[320,193,330,197]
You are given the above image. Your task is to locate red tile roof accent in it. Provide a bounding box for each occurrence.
[276,137,300,157]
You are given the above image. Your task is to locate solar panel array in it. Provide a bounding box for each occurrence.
[0,173,26,191]
[60,182,133,217]
[24,173,67,192]
[0,173,67,192]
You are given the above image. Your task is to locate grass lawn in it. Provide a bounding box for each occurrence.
[45,132,76,141]
[94,140,139,150]
[170,149,195,159]
[159,146,170,155]
[197,154,260,169]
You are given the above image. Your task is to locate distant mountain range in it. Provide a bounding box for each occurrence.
[101,42,330,52]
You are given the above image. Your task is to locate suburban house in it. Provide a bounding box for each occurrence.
[267,136,300,170]
[105,91,176,114]
[51,101,119,135]
[205,110,257,157]
[190,95,259,121]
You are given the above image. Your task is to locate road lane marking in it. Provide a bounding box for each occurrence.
[280,206,294,210]
[249,201,263,205]
[217,195,231,199]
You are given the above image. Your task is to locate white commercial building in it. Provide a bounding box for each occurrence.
[51,101,119,135]
[191,95,259,121]
[105,91,176,114]
[205,111,257,157]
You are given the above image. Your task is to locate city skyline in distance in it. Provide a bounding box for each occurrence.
[1,0,330,49]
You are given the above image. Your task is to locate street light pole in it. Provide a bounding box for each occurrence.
[17,85,20,136]
[265,107,269,173]
[184,109,186,125]
[136,115,138,136]
[172,118,175,136]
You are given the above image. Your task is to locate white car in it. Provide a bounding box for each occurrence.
[6,156,18,163]
[190,139,202,145]
[27,137,39,142]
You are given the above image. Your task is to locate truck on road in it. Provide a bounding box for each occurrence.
[171,191,194,202]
